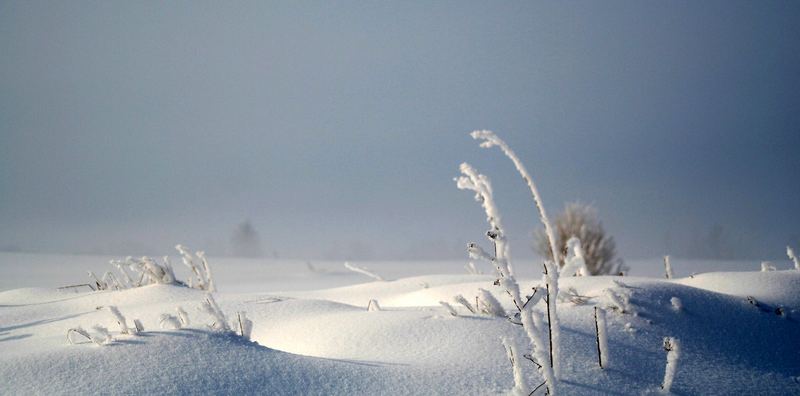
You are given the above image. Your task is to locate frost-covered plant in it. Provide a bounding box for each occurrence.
[670,297,683,312]
[594,307,609,369]
[91,325,113,344]
[558,287,591,305]
[503,337,529,395]
[107,306,133,335]
[605,288,634,315]
[87,245,213,292]
[457,162,514,276]
[663,256,674,279]
[477,288,505,317]
[67,326,111,346]
[465,261,483,275]
[661,337,680,392]
[199,294,231,332]
[344,262,385,281]
[788,246,800,270]
[760,261,776,272]
[367,299,382,312]
[159,314,182,330]
[534,202,625,275]
[176,306,190,326]
[456,131,563,392]
[439,301,458,316]
[453,294,476,314]
[470,130,560,266]
[176,245,215,291]
[560,237,589,277]
[235,312,254,340]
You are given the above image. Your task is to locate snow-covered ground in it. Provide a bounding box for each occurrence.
[1,252,799,395]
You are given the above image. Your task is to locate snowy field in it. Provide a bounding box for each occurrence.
[1,251,799,395]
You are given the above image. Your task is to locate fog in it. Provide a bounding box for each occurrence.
[2,1,799,260]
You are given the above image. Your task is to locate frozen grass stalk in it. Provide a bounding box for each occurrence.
[594,307,609,368]
[469,130,562,376]
[107,306,131,335]
[477,288,505,317]
[236,311,253,340]
[439,301,458,316]
[456,162,513,276]
[470,130,560,266]
[788,246,800,270]
[367,299,382,312]
[160,314,182,329]
[502,337,529,395]
[560,237,588,277]
[453,294,476,314]
[661,337,680,392]
[200,294,230,332]
[344,262,385,281]
[663,255,673,279]
[177,306,190,326]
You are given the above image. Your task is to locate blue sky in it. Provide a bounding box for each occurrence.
[1,1,799,260]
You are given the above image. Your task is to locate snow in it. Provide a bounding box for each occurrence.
[1,253,800,395]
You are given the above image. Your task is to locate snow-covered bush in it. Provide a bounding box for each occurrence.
[760,261,776,272]
[534,202,625,275]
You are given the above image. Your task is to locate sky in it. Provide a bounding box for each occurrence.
[1,1,799,261]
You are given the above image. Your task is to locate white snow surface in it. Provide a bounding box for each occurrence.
[1,252,799,395]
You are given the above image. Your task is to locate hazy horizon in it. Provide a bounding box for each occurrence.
[2,1,799,261]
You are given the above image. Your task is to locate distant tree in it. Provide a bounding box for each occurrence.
[230,220,263,258]
[534,202,624,275]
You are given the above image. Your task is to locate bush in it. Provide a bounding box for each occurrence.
[534,202,623,275]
